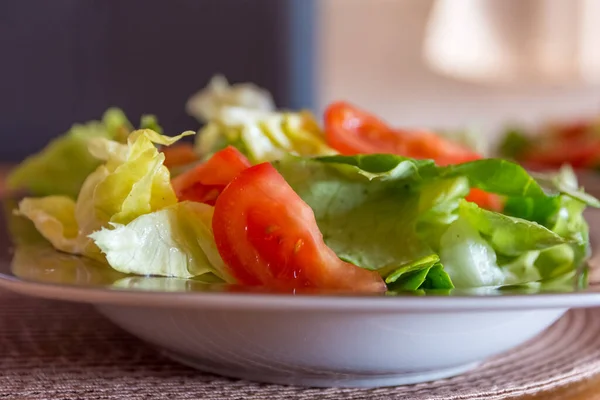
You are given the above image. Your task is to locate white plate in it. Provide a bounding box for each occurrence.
[2,205,600,388]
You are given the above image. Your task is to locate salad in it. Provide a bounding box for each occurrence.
[499,115,600,171]
[7,76,599,294]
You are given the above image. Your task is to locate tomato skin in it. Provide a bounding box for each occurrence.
[212,163,387,293]
[171,146,251,206]
[324,101,481,163]
[162,143,199,169]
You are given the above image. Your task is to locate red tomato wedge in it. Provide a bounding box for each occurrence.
[162,143,199,169]
[554,120,591,140]
[171,146,251,206]
[212,163,387,293]
[522,139,600,170]
[324,101,501,210]
[324,101,481,163]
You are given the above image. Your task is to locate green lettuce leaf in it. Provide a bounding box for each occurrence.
[186,75,275,123]
[7,108,133,198]
[196,107,335,163]
[498,127,531,159]
[274,156,437,271]
[503,166,593,282]
[16,129,193,260]
[275,154,595,289]
[139,114,164,135]
[381,254,454,290]
[439,201,570,288]
[90,201,231,281]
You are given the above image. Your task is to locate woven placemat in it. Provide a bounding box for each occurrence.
[1,290,600,400]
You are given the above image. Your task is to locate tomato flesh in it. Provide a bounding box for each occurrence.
[171,146,251,205]
[212,163,387,293]
[324,101,499,209]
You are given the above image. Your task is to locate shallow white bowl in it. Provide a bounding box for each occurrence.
[3,271,600,388]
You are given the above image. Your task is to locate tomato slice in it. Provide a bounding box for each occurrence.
[324,101,500,209]
[171,146,251,205]
[554,120,591,140]
[324,101,481,163]
[522,138,600,170]
[212,163,387,293]
[162,143,199,169]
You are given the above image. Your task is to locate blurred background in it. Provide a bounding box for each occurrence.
[1,0,600,161]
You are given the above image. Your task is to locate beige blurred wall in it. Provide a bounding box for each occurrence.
[316,0,600,144]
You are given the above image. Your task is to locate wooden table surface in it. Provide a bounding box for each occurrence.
[1,166,600,399]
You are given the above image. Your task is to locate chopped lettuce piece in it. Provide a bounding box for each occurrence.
[139,114,164,134]
[530,165,600,207]
[440,214,505,288]
[186,75,275,123]
[382,254,454,290]
[505,165,593,271]
[196,107,335,163]
[439,159,546,198]
[274,156,437,271]
[458,201,566,256]
[7,108,133,198]
[440,201,570,288]
[498,127,531,159]
[15,196,88,255]
[16,129,193,260]
[91,201,231,281]
[92,129,194,225]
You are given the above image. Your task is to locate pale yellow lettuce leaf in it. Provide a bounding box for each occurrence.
[186,74,275,123]
[196,107,335,163]
[90,201,232,281]
[17,129,193,260]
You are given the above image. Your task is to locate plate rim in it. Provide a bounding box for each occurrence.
[3,272,600,312]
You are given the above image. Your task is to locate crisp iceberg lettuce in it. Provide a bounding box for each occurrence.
[90,201,231,281]
[186,75,275,123]
[7,108,131,198]
[7,109,164,199]
[196,107,335,164]
[16,129,192,260]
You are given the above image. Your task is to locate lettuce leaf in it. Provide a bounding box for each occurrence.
[186,75,275,123]
[196,107,335,163]
[275,154,595,289]
[7,108,133,198]
[15,196,88,255]
[381,254,453,291]
[439,201,570,288]
[498,127,531,159]
[274,156,436,271]
[90,201,231,281]
[16,129,193,260]
[8,109,164,199]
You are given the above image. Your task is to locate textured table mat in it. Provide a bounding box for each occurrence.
[1,290,600,400]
